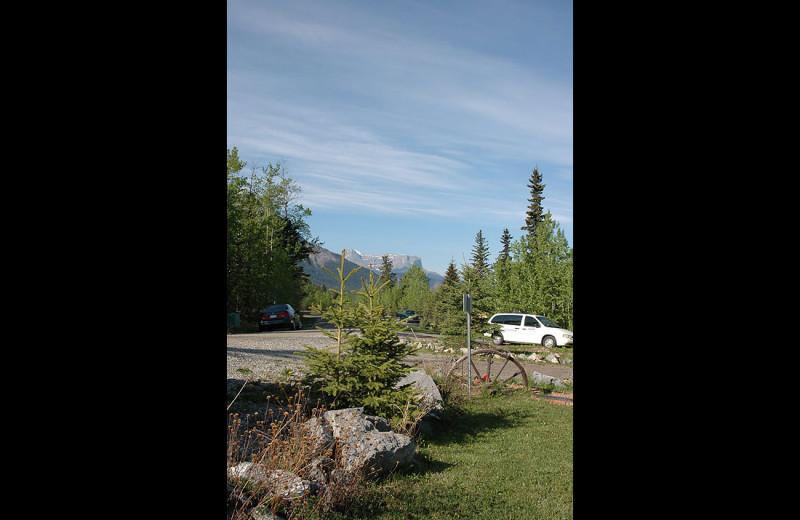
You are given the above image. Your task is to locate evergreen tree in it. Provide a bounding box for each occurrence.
[471,229,490,277]
[379,254,396,287]
[425,259,462,332]
[301,251,420,420]
[499,228,513,264]
[521,166,546,237]
[443,259,460,286]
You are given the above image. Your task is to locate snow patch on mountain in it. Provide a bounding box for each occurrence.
[343,249,423,270]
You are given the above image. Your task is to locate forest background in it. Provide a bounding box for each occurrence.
[227,146,573,337]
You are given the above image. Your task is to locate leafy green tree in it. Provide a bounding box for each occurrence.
[226,148,316,320]
[500,212,572,329]
[398,264,431,313]
[521,166,546,238]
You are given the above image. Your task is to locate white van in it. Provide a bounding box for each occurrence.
[485,313,573,348]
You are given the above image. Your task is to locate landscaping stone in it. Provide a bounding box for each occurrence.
[322,407,415,476]
[227,463,310,500]
[394,369,444,411]
[530,370,568,388]
[544,353,560,363]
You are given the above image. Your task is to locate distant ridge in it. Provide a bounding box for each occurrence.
[300,245,443,289]
[299,246,380,292]
[344,249,423,270]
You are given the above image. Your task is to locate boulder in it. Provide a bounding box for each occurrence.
[529,371,568,388]
[227,463,310,500]
[322,407,415,476]
[394,369,444,411]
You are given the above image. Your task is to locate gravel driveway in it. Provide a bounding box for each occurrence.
[227,328,573,383]
[226,329,327,380]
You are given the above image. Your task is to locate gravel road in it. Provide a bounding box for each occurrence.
[227,328,573,383]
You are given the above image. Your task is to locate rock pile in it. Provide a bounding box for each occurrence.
[227,407,415,518]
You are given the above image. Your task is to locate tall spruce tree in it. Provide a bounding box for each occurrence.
[521,166,546,237]
[499,228,513,264]
[471,230,490,277]
[379,254,396,287]
[443,259,460,286]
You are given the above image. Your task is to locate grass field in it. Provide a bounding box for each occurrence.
[341,388,574,519]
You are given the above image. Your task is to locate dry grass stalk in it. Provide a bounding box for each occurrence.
[226,383,370,519]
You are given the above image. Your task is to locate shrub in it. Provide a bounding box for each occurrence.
[300,250,421,419]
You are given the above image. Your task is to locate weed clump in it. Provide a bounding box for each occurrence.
[226,383,372,519]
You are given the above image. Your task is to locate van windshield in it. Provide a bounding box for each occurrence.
[536,316,559,328]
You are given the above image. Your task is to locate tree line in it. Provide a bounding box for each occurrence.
[227,147,317,321]
[228,148,572,333]
[403,166,573,337]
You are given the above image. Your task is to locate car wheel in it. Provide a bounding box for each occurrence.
[542,335,556,348]
[493,334,504,346]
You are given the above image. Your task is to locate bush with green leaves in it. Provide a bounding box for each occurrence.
[301,250,421,420]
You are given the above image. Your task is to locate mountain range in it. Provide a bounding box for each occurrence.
[300,245,443,290]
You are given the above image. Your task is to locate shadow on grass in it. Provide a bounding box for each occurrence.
[426,407,528,448]
[384,400,531,481]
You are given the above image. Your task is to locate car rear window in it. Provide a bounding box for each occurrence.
[264,305,288,313]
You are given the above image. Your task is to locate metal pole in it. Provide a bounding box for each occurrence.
[467,307,471,398]
[463,293,472,398]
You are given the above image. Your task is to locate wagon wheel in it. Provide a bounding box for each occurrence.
[445,348,528,389]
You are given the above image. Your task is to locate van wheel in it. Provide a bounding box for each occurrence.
[542,335,556,348]
[493,334,504,346]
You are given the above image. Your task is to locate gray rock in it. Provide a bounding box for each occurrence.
[395,369,444,410]
[529,371,567,388]
[322,407,415,476]
[297,416,334,453]
[544,353,560,364]
[227,463,310,500]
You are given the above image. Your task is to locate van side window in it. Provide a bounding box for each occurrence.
[506,315,522,326]
[524,316,540,327]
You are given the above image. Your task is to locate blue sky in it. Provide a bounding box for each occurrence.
[227,0,572,276]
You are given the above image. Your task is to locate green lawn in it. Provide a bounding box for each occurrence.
[346,390,574,519]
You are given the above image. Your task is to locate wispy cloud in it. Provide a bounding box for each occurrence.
[228,0,572,258]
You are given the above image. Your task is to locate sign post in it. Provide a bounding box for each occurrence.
[463,294,472,397]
